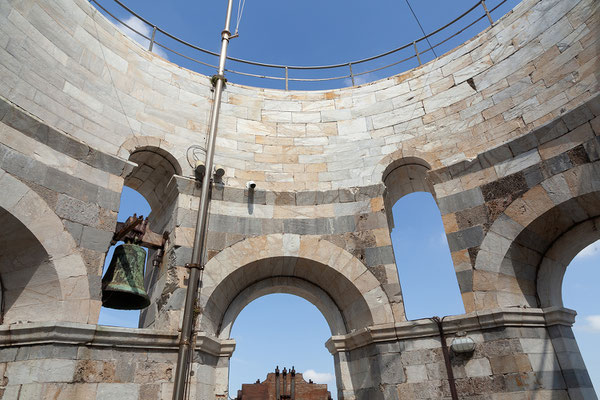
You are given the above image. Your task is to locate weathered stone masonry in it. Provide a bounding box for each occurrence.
[0,0,598,398]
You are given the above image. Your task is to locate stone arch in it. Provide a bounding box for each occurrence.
[474,162,600,309]
[537,216,600,308]
[118,139,183,214]
[199,234,395,337]
[218,276,347,339]
[372,148,436,191]
[0,171,91,324]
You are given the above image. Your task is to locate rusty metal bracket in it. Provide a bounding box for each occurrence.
[185,263,204,270]
[112,214,170,268]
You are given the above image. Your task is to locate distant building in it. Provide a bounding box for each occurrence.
[236,367,332,400]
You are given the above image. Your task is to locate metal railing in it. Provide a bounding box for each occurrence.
[90,0,510,90]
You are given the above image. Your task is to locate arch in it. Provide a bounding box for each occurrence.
[218,276,347,339]
[537,217,600,308]
[118,136,184,175]
[118,140,183,214]
[0,171,92,324]
[474,162,600,309]
[372,148,436,190]
[199,234,395,336]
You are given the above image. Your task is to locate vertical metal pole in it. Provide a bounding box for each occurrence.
[413,41,421,65]
[432,317,459,400]
[349,63,355,86]
[171,0,235,399]
[481,0,494,26]
[285,66,289,91]
[149,25,157,51]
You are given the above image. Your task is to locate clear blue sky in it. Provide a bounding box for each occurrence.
[94,0,598,397]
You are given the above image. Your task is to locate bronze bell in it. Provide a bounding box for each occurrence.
[102,243,150,310]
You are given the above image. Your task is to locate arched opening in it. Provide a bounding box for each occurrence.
[474,168,600,398]
[98,144,181,328]
[0,207,61,324]
[97,187,151,327]
[200,236,394,398]
[228,293,336,399]
[563,240,600,395]
[383,158,464,320]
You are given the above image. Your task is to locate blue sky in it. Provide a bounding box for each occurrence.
[94,0,598,396]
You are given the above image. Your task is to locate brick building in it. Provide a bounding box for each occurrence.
[236,367,332,400]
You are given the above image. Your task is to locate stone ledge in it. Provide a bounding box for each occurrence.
[0,95,134,178]
[0,322,235,357]
[325,307,576,353]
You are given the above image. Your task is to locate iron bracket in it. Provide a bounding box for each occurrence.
[185,263,204,270]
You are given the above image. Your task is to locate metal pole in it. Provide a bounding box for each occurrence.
[431,317,459,400]
[481,0,494,26]
[171,0,235,398]
[149,25,157,51]
[285,66,289,91]
[413,41,421,65]
[349,63,355,86]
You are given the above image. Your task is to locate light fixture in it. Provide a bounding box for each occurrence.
[450,331,475,354]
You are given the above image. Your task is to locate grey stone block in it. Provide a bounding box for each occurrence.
[332,215,356,234]
[0,96,10,120]
[562,368,593,389]
[43,167,99,204]
[2,106,40,137]
[56,194,99,226]
[364,246,395,266]
[339,188,356,203]
[535,119,568,145]
[583,136,600,161]
[209,214,262,235]
[448,158,482,178]
[447,226,484,252]
[523,165,544,188]
[542,153,573,176]
[438,188,485,214]
[211,184,224,200]
[319,189,340,204]
[479,145,514,169]
[509,132,539,156]
[64,220,83,244]
[170,246,193,268]
[223,186,242,202]
[97,187,121,212]
[562,103,594,130]
[46,125,89,161]
[1,147,47,185]
[165,287,186,310]
[250,189,266,205]
[295,190,318,206]
[80,226,113,252]
[356,184,385,201]
[261,218,284,234]
[456,270,473,292]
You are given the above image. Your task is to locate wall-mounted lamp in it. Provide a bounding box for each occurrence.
[450,331,476,354]
[214,165,225,179]
[194,161,206,179]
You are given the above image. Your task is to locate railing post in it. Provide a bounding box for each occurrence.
[413,41,421,65]
[149,25,157,51]
[285,66,289,91]
[349,63,355,86]
[481,0,494,26]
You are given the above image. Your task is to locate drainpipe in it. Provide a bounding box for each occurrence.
[431,316,459,400]
[171,0,235,398]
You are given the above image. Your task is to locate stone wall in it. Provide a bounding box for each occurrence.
[0,0,598,398]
